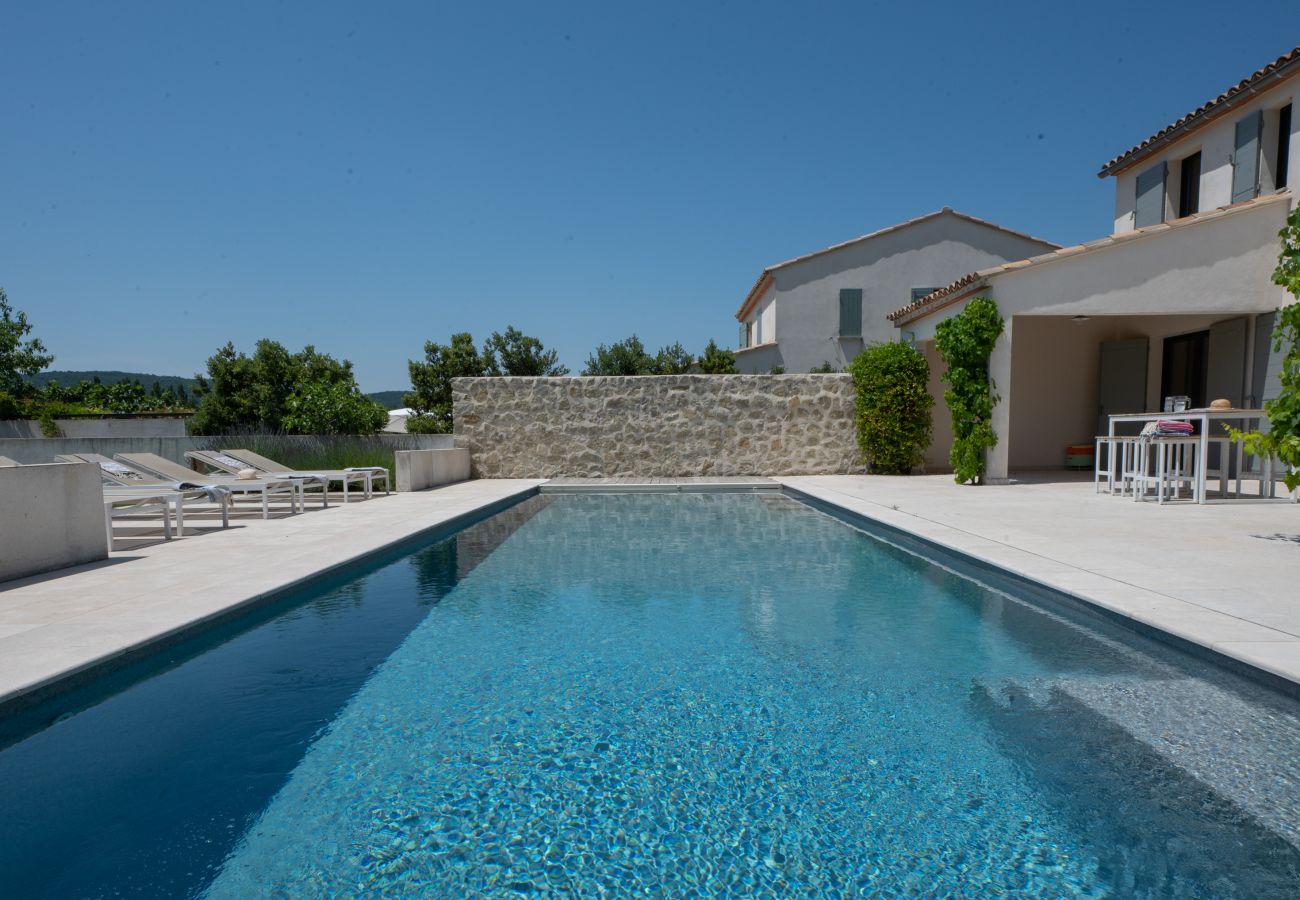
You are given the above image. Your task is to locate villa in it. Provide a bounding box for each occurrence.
[893,45,1299,477]
[733,208,1058,374]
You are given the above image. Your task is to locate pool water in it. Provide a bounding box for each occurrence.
[2,493,1299,896]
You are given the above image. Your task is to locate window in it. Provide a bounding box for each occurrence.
[1277,103,1292,190]
[911,287,941,303]
[1134,162,1167,227]
[1231,110,1263,203]
[838,288,862,338]
[739,323,748,349]
[1161,330,1209,409]
[744,322,753,348]
[755,315,763,345]
[1177,151,1201,218]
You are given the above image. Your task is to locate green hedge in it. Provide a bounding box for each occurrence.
[848,342,933,474]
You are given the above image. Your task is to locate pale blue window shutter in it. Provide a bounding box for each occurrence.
[1232,111,1263,203]
[1134,162,1167,227]
[839,289,863,337]
[739,324,747,349]
[756,315,763,345]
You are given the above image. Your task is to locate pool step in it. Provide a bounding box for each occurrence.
[540,477,780,494]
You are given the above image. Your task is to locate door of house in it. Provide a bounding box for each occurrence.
[1098,338,1149,435]
[1206,317,1248,408]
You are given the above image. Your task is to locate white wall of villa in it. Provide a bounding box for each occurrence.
[902,193,1293,477]
[1111,72,1297,233]
[735,211,1057,374]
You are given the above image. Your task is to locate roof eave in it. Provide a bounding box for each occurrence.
[1097,48,1300,179]
[735,271,774,322]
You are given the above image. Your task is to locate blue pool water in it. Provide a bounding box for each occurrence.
[2,492,1300,896]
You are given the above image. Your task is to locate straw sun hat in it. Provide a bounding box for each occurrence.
[1209,398,1233,410]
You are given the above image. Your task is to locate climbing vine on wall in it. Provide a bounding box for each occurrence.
[934,297,1004,485]
[1229,206,1300,490]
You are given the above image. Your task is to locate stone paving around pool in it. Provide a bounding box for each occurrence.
[780,474,1300,689]
[0,479,543,709]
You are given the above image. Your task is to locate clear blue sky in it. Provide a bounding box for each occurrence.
[2,3,1296,391]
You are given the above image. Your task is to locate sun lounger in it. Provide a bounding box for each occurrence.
[102,488,174,550]
[55,452,275,521]
[219,448,390,499]
[185,450,335,506]
[56,453,232,529]
[113,453,303,518]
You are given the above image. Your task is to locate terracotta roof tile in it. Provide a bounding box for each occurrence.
[1098,45,1300,178]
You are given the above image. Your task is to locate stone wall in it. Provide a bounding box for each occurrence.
[453,375,862,477]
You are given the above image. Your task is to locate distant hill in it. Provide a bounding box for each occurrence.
[28,370,200,392]
[367,390,407,409]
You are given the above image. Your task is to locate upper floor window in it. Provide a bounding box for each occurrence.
[1134,162,1167,227]
[1275,103,1292,191]
[1177,151,1201,218]
[911,287,941,303]
[1231,110,1263,203]
[739,323,748,349]
[838,288,863,338]
[755,315,763,345]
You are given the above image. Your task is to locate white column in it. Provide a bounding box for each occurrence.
[986,318,1013,482]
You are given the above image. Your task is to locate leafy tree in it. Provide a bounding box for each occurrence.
[651,341,693,375]
[283,379,388,435]
[849,342,932,474]
[404,332,491,433]
[483,326,569,376]
[1228,206,1300,490]
[0,287,54,397]
[582,335,656,375]
[190,340,367,434]
[935,297,1004,484]
[697,339,737,374]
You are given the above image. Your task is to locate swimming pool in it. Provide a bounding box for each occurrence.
[2,492,1298,896]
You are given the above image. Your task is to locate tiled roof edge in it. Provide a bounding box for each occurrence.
[1098,45,1300,178]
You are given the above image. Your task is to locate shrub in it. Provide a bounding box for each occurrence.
[848,342,932,474]
[0,391,18,420]
[934,297,1004,484]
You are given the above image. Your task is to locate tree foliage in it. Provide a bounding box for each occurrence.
[0,287,54,398]
[652,341,693,375]
[404,332,491,433]
[582,335,657,375]
[189,340,377,434]
[482,326,569,376]
[283,379,388,435]
[848,342,933,474]
[697,339,737,374]
[934,297,1004,484]
[1229,206,1300,490]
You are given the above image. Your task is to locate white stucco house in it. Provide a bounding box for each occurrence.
[732,209,1059,374]
[892,44,1299,478]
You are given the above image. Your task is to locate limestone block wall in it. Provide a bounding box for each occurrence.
[452,375,862,478]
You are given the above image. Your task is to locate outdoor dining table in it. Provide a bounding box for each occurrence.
[1106,408,1265,504]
